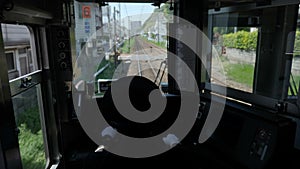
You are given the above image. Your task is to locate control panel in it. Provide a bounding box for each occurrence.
[250,128,272,161]
[47,25,74,121]
[203,99,297,169]
[52,26,73,78]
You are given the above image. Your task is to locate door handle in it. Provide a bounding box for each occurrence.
[20,76,32,88]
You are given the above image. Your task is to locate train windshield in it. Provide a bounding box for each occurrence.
[73,1,170,95]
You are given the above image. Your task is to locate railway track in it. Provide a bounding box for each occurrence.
[142,39,167,56]
[130,36,167,84]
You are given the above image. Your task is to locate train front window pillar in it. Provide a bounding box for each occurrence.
[254,5,299,99]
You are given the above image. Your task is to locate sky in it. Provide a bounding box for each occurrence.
[106,3,157,28]
[109,3,156,19]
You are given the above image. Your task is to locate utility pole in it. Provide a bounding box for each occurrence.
[157,13,160,44]
[98,4,103,35]
[119,3,121,39]
[113,6,117,67]
[107,6,112,49]
[128,16,131,53]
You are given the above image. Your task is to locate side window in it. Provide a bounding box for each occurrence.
[2,23,47,169]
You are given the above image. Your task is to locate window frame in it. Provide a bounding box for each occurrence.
[204,2,300,118]
[5,50,17,73]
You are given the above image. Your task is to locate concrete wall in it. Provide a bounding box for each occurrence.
[221,47,300,76]
[222,47,256,65]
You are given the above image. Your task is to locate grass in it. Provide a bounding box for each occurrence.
[220,59,300,96]
[19,124,46,169]
[96,57,118,80]
[120,38,135,54]
[289,75,300,95]
[17,107,46,169]
[225,63,255,87]
[142,36,167,49]
[151,40,167,49]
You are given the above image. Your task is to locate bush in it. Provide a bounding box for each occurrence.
[223,31,258,51]
[17,107,41,134]
[17,107,46,169]
[223,30,300,52]
[19,124,46,169]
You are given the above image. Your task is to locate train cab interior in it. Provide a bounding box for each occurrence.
[1,0,300,169]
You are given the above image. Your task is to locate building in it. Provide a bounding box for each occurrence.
[130,20,142,35]
[1,24,37,80]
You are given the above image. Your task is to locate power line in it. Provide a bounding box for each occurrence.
[124,4,131,53]
[138,5,145,22]
[124,3,129,17]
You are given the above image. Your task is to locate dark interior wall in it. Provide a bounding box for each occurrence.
[2,0,67,24]
[13,0,46,9]
[254,5,299,99]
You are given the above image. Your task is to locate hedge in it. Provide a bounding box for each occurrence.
[223,30,300,52]
[223,31,258,51]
